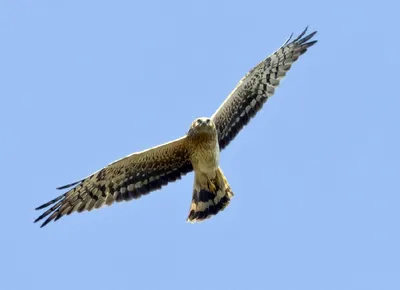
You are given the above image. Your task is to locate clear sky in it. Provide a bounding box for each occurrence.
[1,0,399,289]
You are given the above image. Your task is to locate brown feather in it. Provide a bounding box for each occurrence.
[211,27,317,150]
[35,136,193,227]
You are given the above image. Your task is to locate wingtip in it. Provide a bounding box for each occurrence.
[35,204,47,211]
[307,39,318,46]
[286,27,318,46]
[40,220,50,228]
[34,214,52,228]
[284,32,294,45]
[35,193,66,210]
[56,180,82,190]
[34,212,45,223]
[39,214,56,228]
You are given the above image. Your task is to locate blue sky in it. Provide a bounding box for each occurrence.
[1,0,399,289]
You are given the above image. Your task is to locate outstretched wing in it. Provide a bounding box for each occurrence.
[211,27,317,150]
[35,136,193,227]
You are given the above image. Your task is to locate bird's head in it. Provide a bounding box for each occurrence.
[188,117,217,136]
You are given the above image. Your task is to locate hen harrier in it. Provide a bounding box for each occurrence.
[35,28,317,227]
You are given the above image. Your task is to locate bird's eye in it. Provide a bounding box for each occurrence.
[197,119,202,124]
[206,119,211,123]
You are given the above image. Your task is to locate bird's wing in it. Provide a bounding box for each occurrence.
[211,27,317,150]
[35,136,192,227]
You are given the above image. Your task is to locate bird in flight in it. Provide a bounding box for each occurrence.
[35,27,317,227]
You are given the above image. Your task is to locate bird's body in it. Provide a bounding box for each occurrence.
[187,117,220,176]
[186,117,232,222]
[35,28,318,227]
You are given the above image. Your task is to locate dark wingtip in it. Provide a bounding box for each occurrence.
[292,26,308,43]
[36,210,60,228]
[35,205,46,211]
[34,214,46,226]
[35,179,84,228]
[34,194,66,227]
[286,27,318,47]
[283,32,294,45]
[34,209,51,224]
[35,193,65,210]
[306,39,318,47]
[40,218,52,228]
[56,180,82,190]
[298,30,318,44]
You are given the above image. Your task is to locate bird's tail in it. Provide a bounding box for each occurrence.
[187,167,234,222]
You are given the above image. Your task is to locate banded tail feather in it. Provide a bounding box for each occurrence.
[187,167,234,222]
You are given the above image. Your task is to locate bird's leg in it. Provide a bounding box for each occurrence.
[208,178,217,193]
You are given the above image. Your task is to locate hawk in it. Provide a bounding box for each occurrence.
[35,28,317,227]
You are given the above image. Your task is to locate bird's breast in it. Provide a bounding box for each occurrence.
[190,138,220,174]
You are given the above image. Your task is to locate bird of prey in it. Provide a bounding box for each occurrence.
[35,27,317,227]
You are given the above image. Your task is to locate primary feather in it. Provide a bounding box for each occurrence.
[211,27,317,150]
